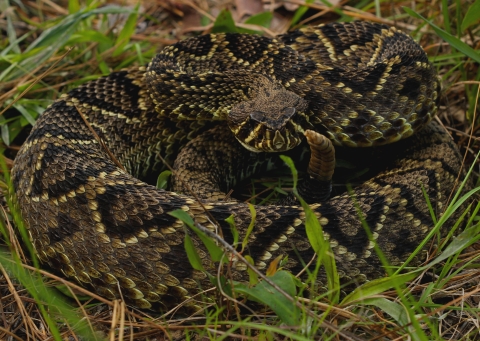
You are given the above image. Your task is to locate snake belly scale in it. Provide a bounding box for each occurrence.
[11,22,466,311]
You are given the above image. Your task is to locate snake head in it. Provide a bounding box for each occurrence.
[228,87,310,152]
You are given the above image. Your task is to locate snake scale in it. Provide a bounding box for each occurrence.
[11,22,467,312]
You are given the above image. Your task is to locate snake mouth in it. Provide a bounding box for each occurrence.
[229,105,311,152]
[233,120,305,152]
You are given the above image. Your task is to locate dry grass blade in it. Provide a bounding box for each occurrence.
[75,104,127,172]
[0,48,73,111]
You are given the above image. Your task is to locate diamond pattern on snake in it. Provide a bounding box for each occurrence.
[12,21,468,312]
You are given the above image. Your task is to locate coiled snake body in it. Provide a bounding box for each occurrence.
[12,22,466,311]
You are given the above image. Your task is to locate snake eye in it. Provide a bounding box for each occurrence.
[283,107,296,119]
[250,111,266,123]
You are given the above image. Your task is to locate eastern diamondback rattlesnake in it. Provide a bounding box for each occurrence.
[11,21,467,311]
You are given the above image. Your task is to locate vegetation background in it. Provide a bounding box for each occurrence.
[0,0,479,340]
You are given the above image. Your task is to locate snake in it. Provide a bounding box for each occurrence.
[11,21,467,312]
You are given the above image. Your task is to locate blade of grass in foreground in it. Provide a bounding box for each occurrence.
[396,151,480,274]
[0,158,101,340]
[1,6,134,82]
[280,155,340,304]
[404,7,480,63]
[0,251,101,341]
[343,150,480,338]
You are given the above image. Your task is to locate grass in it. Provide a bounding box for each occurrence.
[1,0,480,340]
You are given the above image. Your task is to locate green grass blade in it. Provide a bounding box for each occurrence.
[184,233,206,271]
[68,30,113,44]
[113,4,139,56]
[169,209,225,262]
[281,155,339,303]
[342,272,418,305]
[300,197,339,303]
[421,219,480,268]
[279,155,298,188]
[361,297,409,326]
[225,215,239,246]
[238,12,273,34]
[68,0,81,13]
[241,204,257,252]
[0,155,101,340]
[12,103,37,126]
[441,0,451,34]
[461,0,480,32]
[244,12,273,28]
[244,255,259,285]
[395,149,480,273]
[404,7,480,63]
[212,9,238,33]
[234,271,301,326]
[0,252,102,341]
[6,12,21,54]
[290,0,314,27]
[4,6,133,81]
[156,170,171,189]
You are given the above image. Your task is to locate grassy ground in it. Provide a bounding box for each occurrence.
[1,0,480,340]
